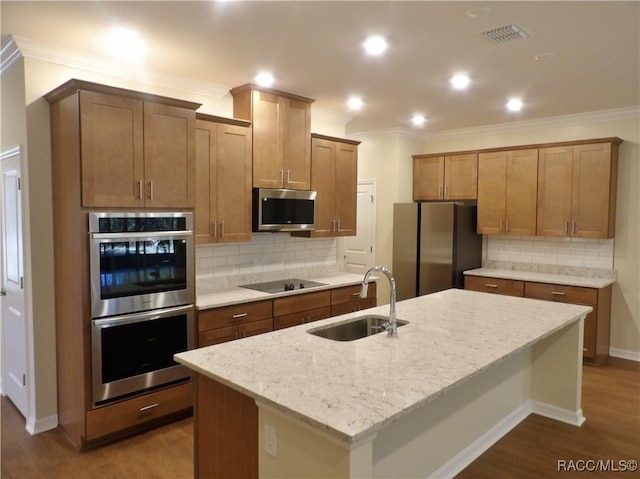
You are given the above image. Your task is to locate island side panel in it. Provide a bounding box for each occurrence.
[258,405,374,479]
[531,318,585,424]
[195,374,258,478]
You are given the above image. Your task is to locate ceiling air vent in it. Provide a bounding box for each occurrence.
[480,24,529,44]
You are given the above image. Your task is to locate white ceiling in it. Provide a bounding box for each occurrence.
[2,1,639,135]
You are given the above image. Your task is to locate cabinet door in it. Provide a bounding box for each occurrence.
[143,102,195,208]
[310,138,337,236]
[505,149,538,236]
[79,91,144,207]
[413,157,444,201]
[195,119,217,244]
[335,141,358,236]
[217,123,253,243]
[537,146,573,237]
[252,91,283,188]
[444,154,477,200]
[477,151,507,235]
[283,98,311,190]
[572,143,614,238]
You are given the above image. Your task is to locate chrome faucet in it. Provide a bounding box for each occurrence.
[360,265,398,337]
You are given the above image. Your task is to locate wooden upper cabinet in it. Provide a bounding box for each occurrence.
[413,153,477,200]
[143,102,196,208]
[537,146,573,237]
[477,149,538,235]
[295,134,359,238]
[195,115,252,244]
[572,142,618,238]
[46,80,200,209]
[231,84,314,190]
[79,90,145,207]
[537,141,620,239]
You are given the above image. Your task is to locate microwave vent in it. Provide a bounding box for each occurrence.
[480,24,529,44]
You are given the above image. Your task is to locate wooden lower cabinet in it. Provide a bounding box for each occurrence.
[198,300,273,347]
[465,275,611,364]
[85,381,193,443]
[273,290,331,330]
[197,283,379,345]
[330,283,377,316]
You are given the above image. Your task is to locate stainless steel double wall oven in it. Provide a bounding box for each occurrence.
[89,212,195,406]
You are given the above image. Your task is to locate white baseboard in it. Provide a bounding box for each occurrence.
[26,413,58,435]
[429,401,532,479]
[609,347,640,362]
[530,400,586,426]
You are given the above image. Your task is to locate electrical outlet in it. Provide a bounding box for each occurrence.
[264,424,277,458]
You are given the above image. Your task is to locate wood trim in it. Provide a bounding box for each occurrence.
[412,137,622,159]
[310,132,361,145]
[195,375,258,479]
[195,112,251,128]
[230,83,315,104]
[44,78,202,110]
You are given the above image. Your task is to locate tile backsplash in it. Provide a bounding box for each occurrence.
[486,235,615,276]
[196,233,338,279]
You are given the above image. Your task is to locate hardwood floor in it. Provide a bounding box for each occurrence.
[2,358,638,478]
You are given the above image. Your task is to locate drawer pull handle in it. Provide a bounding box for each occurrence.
[139,403,159,413]
[232,313,248,319]
[486,284,498,288]
[583,348,588,352]
[352,292,361,296]
[551,291,566,296]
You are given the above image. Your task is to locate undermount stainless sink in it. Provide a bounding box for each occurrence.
[308,315,409,341]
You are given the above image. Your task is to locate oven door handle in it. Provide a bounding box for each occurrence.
[90,231,192,240]
[92,305,194,328]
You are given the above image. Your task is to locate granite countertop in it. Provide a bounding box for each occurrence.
[196,272,371,309]
[175,288,591,445]
[464,268,616,289]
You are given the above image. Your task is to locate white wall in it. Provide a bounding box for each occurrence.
[358,113,639,357]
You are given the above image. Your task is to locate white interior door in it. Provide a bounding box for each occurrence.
[1,148,28,418]
[343,180,376,274]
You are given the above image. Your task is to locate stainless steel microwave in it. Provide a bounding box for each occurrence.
[252,188,317,232]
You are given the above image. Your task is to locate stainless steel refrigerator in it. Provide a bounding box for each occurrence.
[392,202,482,301]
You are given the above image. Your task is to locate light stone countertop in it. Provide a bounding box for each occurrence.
[464,268,616,289]
[175,288,591,445]
[196,272,370,309]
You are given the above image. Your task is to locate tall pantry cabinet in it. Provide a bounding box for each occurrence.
[45,79,199,449]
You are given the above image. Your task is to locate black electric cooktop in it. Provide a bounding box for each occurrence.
[239,278,327,294]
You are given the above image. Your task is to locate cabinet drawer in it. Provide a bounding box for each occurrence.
[239,318,273,338]
[273,290,331,317]
[199,325,238,347]
[524,282,597,305]
[274,306,331,330]
[86,381,193,441]
[331,282,377,305]
[198,300,272,331]
[331,297,376,316]
[465,275,524,297]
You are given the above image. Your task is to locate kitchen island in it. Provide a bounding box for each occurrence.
[175,288,591,478]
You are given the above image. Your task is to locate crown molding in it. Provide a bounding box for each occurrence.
[311,107,354,127]
[1,36,23,75]
[421,106,640,142]
[2,35,229,99]
[349,126,427,142]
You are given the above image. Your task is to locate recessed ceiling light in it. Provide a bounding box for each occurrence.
[255,72,274,87]
[450,74,470,90]
[363,36,388,55]
[347,97,364,110]
[506,98,523,112]
[105,26,146,63]
[411,115,426,126]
